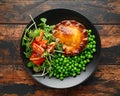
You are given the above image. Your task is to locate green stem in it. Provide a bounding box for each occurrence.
[32,72,47,77]
[54,50,65,53]
[29,14,37,30]
[27,23,34,32]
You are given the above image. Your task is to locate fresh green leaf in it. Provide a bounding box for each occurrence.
[22,16,56,77]
[41,18,47,23]
[55,38,63,51]
[27,61,34,68]
[33,29,40,37]
[24,51,32,58]
[22,39,25,46]
[49,71,53,78]
[33,65,41,72]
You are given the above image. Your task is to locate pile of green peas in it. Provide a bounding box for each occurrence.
[49,29,96,80]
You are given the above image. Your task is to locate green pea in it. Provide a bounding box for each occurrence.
[75,63,78,67]
[86,45,90,49]
[82,67,86,71]
[92,45,96,48]
[83,64,86,68]
[69,62,72,65]
[65,71,68,75]
[54,73,56,76]
[73,67,77,71]
[60,76,64,80]
[58,53,61,57]
[92,35,95,39]
[84,60,87,64]
[72,73,76,77]
[60,73,63,77]
[92,48,96,52]
[58,69,61,72]
[71,60,74,63]
[92,41,96,44]
[81,61,84,64]
[71,68,74,72]
[88,29,92,33]
[77,71,81,75]
[89,45,93,48]
[61,55,65,58]
[88,32,91,36]
[55,59,59,63]
[87,59,90,63]
[88,54,93,58]
[56,74,59,78]
[69,66,72,70]
[66,63,69,67]
[78,64,82,68]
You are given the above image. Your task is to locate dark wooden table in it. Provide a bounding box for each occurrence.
[0,0,120,96]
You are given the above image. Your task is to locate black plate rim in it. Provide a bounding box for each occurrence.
[20,8,101,89]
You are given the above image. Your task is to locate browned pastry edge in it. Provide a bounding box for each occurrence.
[53,20,88,56]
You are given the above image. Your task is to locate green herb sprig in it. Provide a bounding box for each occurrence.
[22,15,63,77]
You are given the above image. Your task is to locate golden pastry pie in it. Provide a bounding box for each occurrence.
[53,20,88,56]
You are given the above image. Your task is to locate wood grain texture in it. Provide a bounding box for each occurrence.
[0,65,120,96]
[0,0,120,24]
[0,0,120,96]
[0,25,25,65]
[0,25,120,96]
[96,25,120,48]
[0,65,14,84]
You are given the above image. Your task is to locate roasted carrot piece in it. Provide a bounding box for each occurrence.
[47,42,56,53]
[32,43,44,55]
[35,31,44,43]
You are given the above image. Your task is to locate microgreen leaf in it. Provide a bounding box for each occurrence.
[55,38,63,51]
[41,18,47,23]
[33,65,41,72]
[49,71,53,78]
[24,51,32,58]
[22,16,56,77]
[27,61,34,68]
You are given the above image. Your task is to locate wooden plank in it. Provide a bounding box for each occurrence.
[0,65,14,84]
[0,24,120,65]
[99,46,120,65]
[13,65,36,85]
[0,65,120,96]
[96,25,120,48]
[0,0,120,24]
[0,25,25,65]
[95,25,120,65]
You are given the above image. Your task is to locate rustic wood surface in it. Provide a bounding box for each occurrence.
[0,0,120,96]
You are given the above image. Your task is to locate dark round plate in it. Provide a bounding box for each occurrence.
[20,9,101,88]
